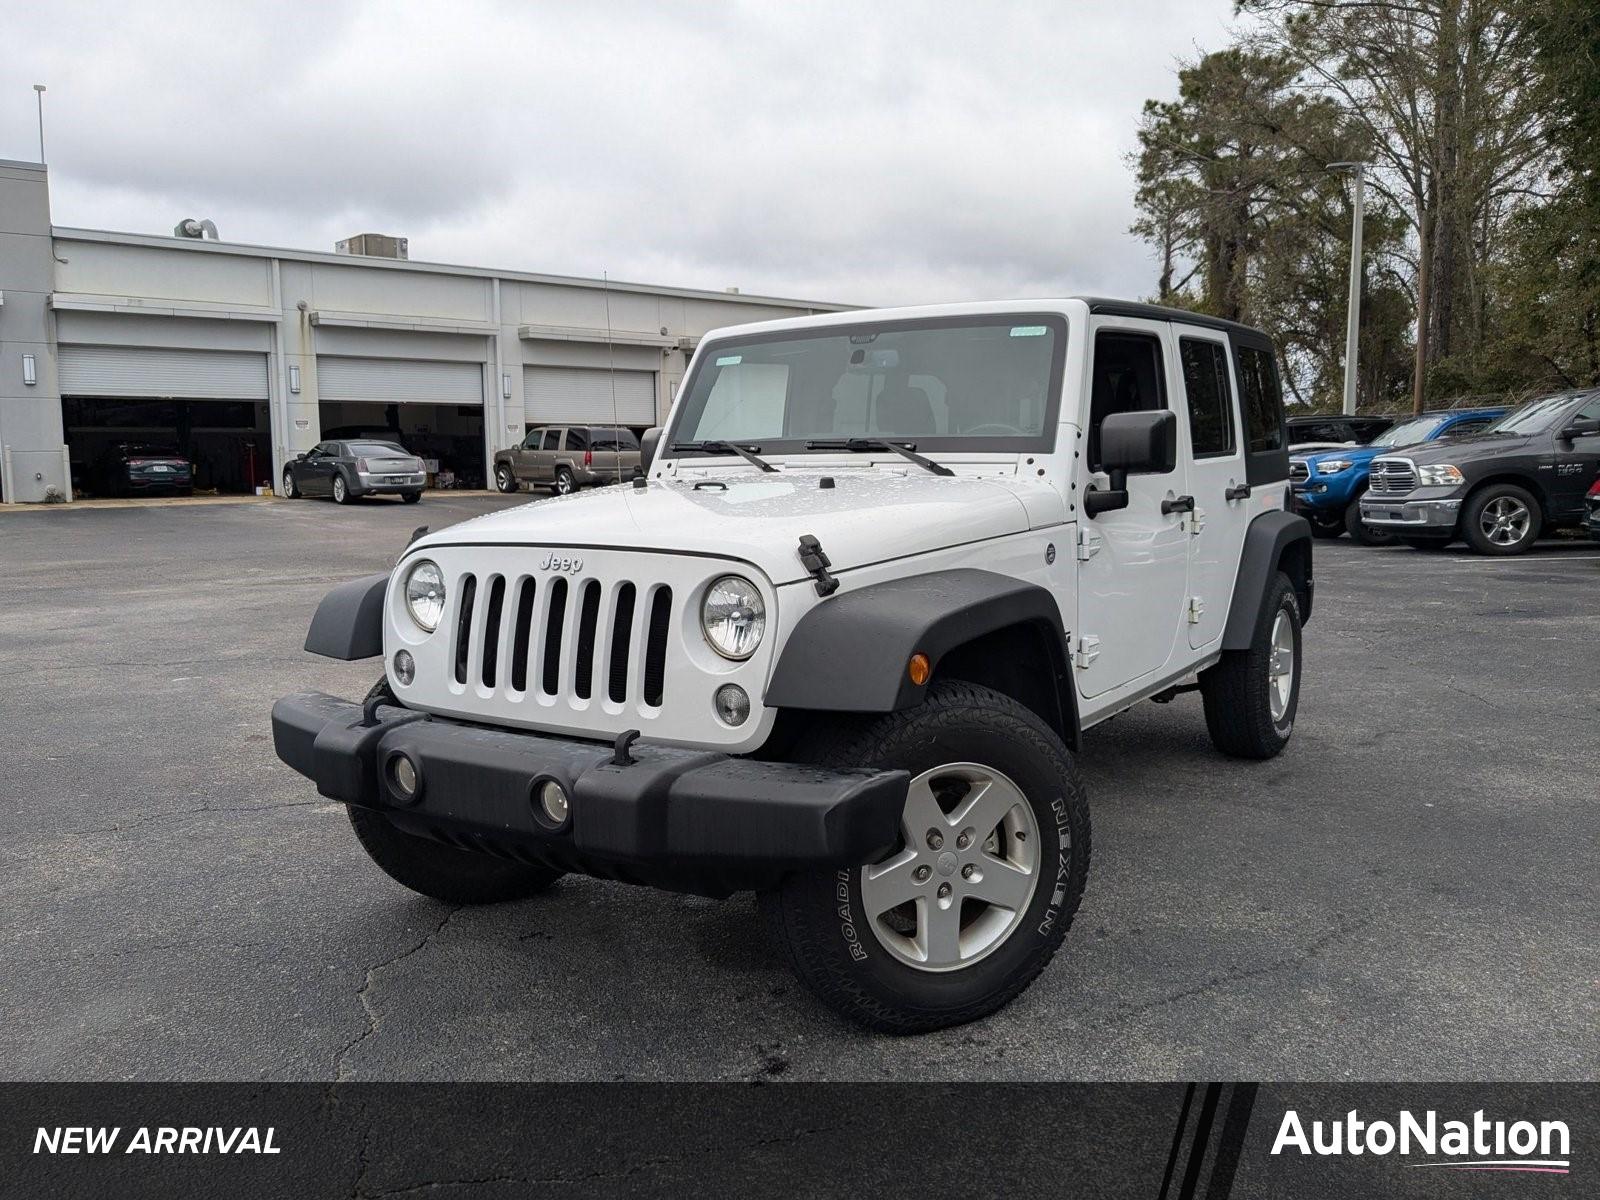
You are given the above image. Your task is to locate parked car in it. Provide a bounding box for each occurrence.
[1360,389,1600,554]
[1290,407,1506,544]
[493,424,642,495]
[273,297,1313,1033]
[93,441,193,497]
[1585,476,1600,542]
[1286,414,1394,454]
[282,439,426,504]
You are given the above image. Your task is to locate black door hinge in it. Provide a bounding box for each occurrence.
[797,534,839,597]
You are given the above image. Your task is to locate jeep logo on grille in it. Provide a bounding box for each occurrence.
[539,553,583,574]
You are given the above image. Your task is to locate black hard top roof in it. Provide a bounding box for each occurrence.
[1081,297,1270,341]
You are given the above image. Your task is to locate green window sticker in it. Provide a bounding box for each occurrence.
[715,354,743,366]
[1009,325,1048,338]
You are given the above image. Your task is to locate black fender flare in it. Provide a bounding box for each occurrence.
[1222,510,1314,650]
[764,569,1078,744]
[304,573,388,660]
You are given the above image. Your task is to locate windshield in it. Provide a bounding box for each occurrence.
[348,441,409,457]
[1371,416,1447,447]
[1481,395,1576,435]
[667,315,1066,455]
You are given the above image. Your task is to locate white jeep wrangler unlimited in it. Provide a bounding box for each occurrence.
[274,299,1312,1033]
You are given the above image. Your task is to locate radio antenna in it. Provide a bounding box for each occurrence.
[602,270,622,484]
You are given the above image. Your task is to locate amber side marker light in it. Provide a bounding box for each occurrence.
[908,653,931,686]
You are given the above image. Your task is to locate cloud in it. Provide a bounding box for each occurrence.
[1,0,1240,306]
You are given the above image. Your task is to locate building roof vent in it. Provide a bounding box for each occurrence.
[336,233,409,260]
[174,218,219,240]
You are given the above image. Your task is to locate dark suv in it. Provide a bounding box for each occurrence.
[1360,390,1600,553]
[1286,414,1394,450]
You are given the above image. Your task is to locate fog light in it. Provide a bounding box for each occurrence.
[393,650,415,686]
[388,753,420,801]
[713,684,750,726]
[538,779,570,825]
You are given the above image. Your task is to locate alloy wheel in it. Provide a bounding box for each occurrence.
[1480,496,1531,546]
[1268,609,1296,724]
[860,763,1040,972]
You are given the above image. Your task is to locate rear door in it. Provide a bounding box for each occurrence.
[1174,328,1249,650]
[537,427,564,483]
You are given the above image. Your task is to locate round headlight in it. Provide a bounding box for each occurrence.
[404,559,446,632]
[700,575,766,660]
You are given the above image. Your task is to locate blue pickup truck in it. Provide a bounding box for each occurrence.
[1291,407,1507,544]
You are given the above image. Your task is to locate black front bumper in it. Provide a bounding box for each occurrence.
[272,692,908,896]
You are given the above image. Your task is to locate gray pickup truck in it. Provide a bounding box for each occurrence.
[493,425,642,495]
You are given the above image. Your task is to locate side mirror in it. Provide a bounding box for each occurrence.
[1085,410,1177,518]
[1561,417,1600,441]
[294,451,308,461]
[640,426,662,472]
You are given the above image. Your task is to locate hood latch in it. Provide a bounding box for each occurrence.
[797,534,840,597]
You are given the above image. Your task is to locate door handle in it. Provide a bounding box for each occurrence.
[1225,484,1251,501]
[1161,495,1195,515]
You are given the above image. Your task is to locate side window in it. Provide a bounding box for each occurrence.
[522,427,543,449]
[1179,338,1236,457]
[310,442,335,458]
[542,429,562,451]
[1235,345,1285,453]
[1448,418,1490,436]
[1088,331,1167,470]
[564,428,588,451]
[1573,396,1600,423]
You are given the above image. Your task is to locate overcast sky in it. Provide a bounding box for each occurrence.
[1,1,1241,307]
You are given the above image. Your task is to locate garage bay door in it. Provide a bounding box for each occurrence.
[58,346,269,399]
[524,366,656,425]
[318,357,483,405]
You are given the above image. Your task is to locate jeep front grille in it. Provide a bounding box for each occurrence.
[450,570,673,708]
[1368,459,1417,496]
[1289,459,1309,483]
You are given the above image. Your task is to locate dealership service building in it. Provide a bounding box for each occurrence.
[0,160,845,502]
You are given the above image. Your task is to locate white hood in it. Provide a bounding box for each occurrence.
[417,470,1064,584]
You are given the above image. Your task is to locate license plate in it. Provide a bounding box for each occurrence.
[149,465,173,473]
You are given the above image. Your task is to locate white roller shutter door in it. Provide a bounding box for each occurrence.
[58,346,269,399]
[524,366,656,425]
[317,356,483,405]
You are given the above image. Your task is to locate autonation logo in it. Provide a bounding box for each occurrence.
[1272,1109,1571,1175]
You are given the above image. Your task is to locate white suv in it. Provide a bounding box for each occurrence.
[273,298,1312,1032]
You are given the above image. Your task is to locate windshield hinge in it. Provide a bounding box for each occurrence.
[797,534,839,597]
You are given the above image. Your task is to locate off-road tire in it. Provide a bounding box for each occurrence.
[346,678,563,904]
[281,469,300,499]
[1199,571,1301,760]
[1462,482,1542,556]
[759,681,1090,1034]
[333,473,352,504]
[554,467,577,496]
[495,463,519,494]
[401,490,422,504]
[1343,495,1392,545]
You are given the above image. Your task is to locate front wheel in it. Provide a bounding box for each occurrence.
[1200,571,1302,759]
[494,463,518,494]
[332,473,352,504]
[1463,483,1541,555]
[760,682,1090,1034]
[282,469,300,499]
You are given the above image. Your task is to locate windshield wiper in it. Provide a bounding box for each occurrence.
[804,438,954,477]
[670,440,777,473]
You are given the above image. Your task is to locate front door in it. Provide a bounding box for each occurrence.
[1173,328,1251,650]
[1550,394,1600,519]
[1075,318,1191,698]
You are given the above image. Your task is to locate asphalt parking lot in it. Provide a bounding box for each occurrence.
[2,494,1595,1082]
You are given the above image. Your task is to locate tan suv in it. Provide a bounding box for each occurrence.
[493,425,643,495]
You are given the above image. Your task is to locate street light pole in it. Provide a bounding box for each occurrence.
[1328,161,1365,417]
[32,84,46,163]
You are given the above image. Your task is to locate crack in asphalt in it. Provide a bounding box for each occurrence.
[1092,916,1375,1029]
[335,906,463,1083]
